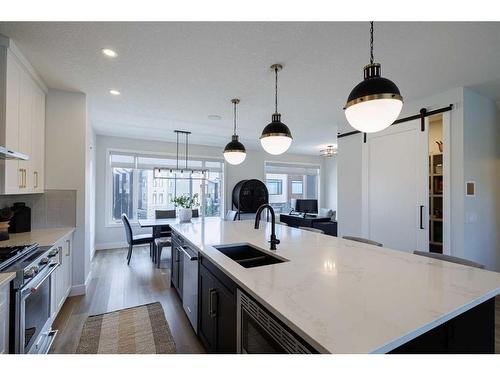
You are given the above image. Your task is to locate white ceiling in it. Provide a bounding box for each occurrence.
[1,22,500,155]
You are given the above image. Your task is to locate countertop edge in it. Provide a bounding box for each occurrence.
[0,272,15,288]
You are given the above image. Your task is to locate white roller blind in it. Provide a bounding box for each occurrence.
[265,162,320,176]
[109,151,223,172]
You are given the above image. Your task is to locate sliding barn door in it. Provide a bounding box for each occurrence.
[363,119,429,252]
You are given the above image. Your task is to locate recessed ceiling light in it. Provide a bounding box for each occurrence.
[102,48,118,58]
[109,89,121,96]
[208,115,222,121]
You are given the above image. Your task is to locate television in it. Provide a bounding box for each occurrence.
[294,199,318,214]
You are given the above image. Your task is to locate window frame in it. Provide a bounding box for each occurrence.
[263,160,322,212]
[105,147,225,227]
[266,178,283,195]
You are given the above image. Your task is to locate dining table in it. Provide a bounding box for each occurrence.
[138,217,205,265]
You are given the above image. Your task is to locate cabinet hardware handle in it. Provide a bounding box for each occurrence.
[23,169,26,188]
[419,205,425,229]
[66,239,70,256]
[19,168,23,188]
[209,288,218,318]
[34,171,38,188]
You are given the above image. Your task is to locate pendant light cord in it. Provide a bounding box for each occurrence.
[370,21,374,64]
[275,66,278,113]
[233,100,237,135]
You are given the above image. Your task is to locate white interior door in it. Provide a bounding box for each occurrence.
[363,119,429,252]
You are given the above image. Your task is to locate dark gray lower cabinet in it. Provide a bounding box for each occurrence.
[171,233,183,297]
[198,255,237,353]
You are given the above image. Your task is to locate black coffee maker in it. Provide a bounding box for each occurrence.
[9,202,31,233]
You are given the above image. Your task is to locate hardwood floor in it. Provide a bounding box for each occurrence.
[50,246,205,354]
[50,245,500,354]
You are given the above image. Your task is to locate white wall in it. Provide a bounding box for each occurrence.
[94,134,324,249]
[87,126,96,261]
[463,89,500,271]
[337,133,363,236]
[322,156,337,211]
[45,89,91,294]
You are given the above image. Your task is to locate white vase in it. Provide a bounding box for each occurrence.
[178,208,192,223]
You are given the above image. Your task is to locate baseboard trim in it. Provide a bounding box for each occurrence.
[95,241,128,251]
[69,269,92,297]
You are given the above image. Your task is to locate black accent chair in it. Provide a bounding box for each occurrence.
[154,210,176,268]
[122,214,154,265]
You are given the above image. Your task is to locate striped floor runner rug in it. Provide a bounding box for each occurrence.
[76,302,176,354]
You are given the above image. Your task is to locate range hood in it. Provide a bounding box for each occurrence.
[0,146,29,160]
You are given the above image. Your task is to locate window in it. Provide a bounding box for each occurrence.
[264,162,320,214]
[109,151,223,222]
[266,179,283,195]
[291,181,303,195]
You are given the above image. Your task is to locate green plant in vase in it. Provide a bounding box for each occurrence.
[171,193,199,222]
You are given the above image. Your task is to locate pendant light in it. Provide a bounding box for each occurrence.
[260,64,293,155]
[223,98,247,165]
[344,22,403,133]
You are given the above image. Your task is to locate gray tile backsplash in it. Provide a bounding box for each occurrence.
[0,189,76,229]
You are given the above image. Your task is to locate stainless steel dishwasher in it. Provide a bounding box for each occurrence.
[180,244,198,333]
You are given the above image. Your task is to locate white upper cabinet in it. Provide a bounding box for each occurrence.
[0,37,46,195]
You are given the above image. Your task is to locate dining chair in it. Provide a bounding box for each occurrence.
[299,226,324,234]
[154,210,176,268]
[122,214,154,265]
[342,236,383,247]
[225,210,238,221]
[413,251,485,269]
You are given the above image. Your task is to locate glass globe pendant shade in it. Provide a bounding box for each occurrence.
[260,113,293,155]
[223,135,246,165]
[344,63,403,133]
[224,151,246,165]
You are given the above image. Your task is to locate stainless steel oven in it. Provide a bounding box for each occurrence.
[237,290,313,354]
[3,245,60,354]
[16,261,59,353]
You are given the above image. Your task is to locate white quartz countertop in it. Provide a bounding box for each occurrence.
[0,271,15,288]
[171,218,500,354]
[0,227,75,248]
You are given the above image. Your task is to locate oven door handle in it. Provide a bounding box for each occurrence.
[22,263,60,298]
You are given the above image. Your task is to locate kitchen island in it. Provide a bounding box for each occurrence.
[170,217,500,354]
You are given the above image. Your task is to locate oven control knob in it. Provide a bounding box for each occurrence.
[48,249,59,258]
[24,268,36,278]
[39,257,49,265]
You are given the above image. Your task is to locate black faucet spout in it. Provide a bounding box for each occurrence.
[254,204,280,250]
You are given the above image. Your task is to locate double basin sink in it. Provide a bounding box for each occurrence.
[213,243,287,268]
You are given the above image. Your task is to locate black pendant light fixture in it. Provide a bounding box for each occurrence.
[223,98,246,165]
[260,64,293,155]
[344,22,403,133]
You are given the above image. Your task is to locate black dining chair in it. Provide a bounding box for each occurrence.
[122,214,154,265]
[154,210,176,267]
